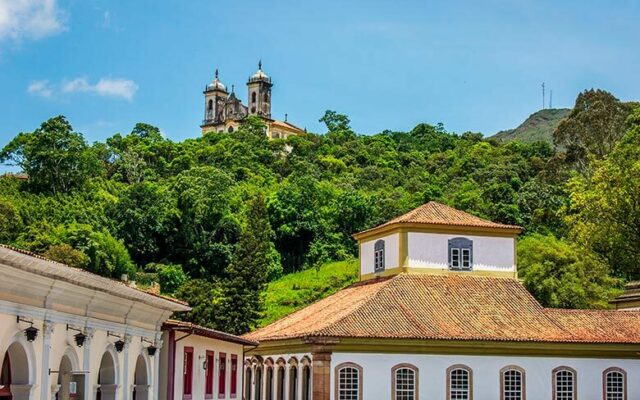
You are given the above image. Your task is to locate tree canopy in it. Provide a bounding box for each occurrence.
[1,89,638,333]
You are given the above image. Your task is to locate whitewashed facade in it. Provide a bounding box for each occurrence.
[0,245,190,400]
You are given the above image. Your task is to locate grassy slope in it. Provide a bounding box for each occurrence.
[491,108,571,144]
[259,259,359,327]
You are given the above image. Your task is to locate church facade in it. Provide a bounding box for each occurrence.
[200,63,305,139]
[243,202,640,400]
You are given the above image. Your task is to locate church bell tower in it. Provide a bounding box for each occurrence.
[203,69,228,126]
[246,61,272,118]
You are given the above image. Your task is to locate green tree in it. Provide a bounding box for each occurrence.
[518,233,621,309]
[157,264,188,294]
[174,279,222,328]
[217,195,274,334]
[553,89,638,171]
[0,116,101,193]
[43,244,89,269]
[565,108,640,279]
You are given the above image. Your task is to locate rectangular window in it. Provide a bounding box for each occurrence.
[231,354,238,398]
[219,352,227,398]
[462,248,471,269]
[183,347,194,399]
[450,248,461,269]
[205,350,214,398]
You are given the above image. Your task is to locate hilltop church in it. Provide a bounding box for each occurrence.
[243,202,640,400]
[200,62,305,139]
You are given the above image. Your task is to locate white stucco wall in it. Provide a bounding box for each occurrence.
[159,333,244,400]
[407,232,515,272]
[360,233,399,275]
[331,352,639,400]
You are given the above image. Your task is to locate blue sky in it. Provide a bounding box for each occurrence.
[1,0,639,149]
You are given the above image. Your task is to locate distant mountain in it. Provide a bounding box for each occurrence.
[490,108,571,145]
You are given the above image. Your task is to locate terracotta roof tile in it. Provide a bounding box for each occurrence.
[355,202,522,237]
[244,274,640,344]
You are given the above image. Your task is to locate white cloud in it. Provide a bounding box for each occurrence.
[62,77,139,101]
[27,80,53,98]
[0,0,66,41]
[28,77,139,101]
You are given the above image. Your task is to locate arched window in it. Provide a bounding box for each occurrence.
[500,366,525,400]
[301,364,311,400]
[252,92,257,103]
[276,364,285,400]
[208,99,213,111]
[289,364,298,400]
[264,93,269,102]
[603,367,626,400]
[255,366,263,400]
[448,237,473,270]
[447,365,472,400]
[265,365,274,400]
[392,364,418,400]
[552,367,576,400]
[374,240,385,273]
[335,363,362,400]
[245,366,253,400]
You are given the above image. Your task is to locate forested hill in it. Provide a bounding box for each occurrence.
[491,108,571,145]
[1,89,639,335]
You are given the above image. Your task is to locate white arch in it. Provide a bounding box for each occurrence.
[98,344,121,385]
[5,331,37,385]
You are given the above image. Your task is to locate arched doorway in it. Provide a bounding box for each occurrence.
[96,351,117,400]
[132,355,149,400]
[55,351,84,400]
[0,342,31,400]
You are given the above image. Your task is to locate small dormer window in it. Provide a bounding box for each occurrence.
[374,240,385,272]
[448,238,473,270]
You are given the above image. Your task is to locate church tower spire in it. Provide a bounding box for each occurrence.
[247,60,272,118]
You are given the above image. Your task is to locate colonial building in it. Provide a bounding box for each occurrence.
[243,202,640,400]
[0,245,254,400]
[158,320,257,400]
[200,62,305,139]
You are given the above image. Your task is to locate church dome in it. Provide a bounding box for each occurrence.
[249,61,271,82]
[206,69,227,92]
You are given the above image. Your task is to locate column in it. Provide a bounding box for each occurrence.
[152,338,163,400]
[83,328,95,400]
[40,321,54,400]
[311,352,331,400]
[122,334,132,400]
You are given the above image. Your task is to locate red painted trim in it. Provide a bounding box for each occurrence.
[167,330,176,400]
[219,352,227,398]
[183,346,194,400]
[205,350,215,398]
[230,354,238,398]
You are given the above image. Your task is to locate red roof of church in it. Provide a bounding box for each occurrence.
[244,273,640,344]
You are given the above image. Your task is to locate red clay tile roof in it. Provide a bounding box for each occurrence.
[163,320,258,346]
[244,274,640,344]
[355,202,522,237]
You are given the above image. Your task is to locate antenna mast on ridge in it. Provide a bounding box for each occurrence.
[549,90,553,109]
[541,82,546,110]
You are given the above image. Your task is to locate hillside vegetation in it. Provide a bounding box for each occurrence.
[260,259,358,327]
[0,89,639,334]
[491,108,571,144]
